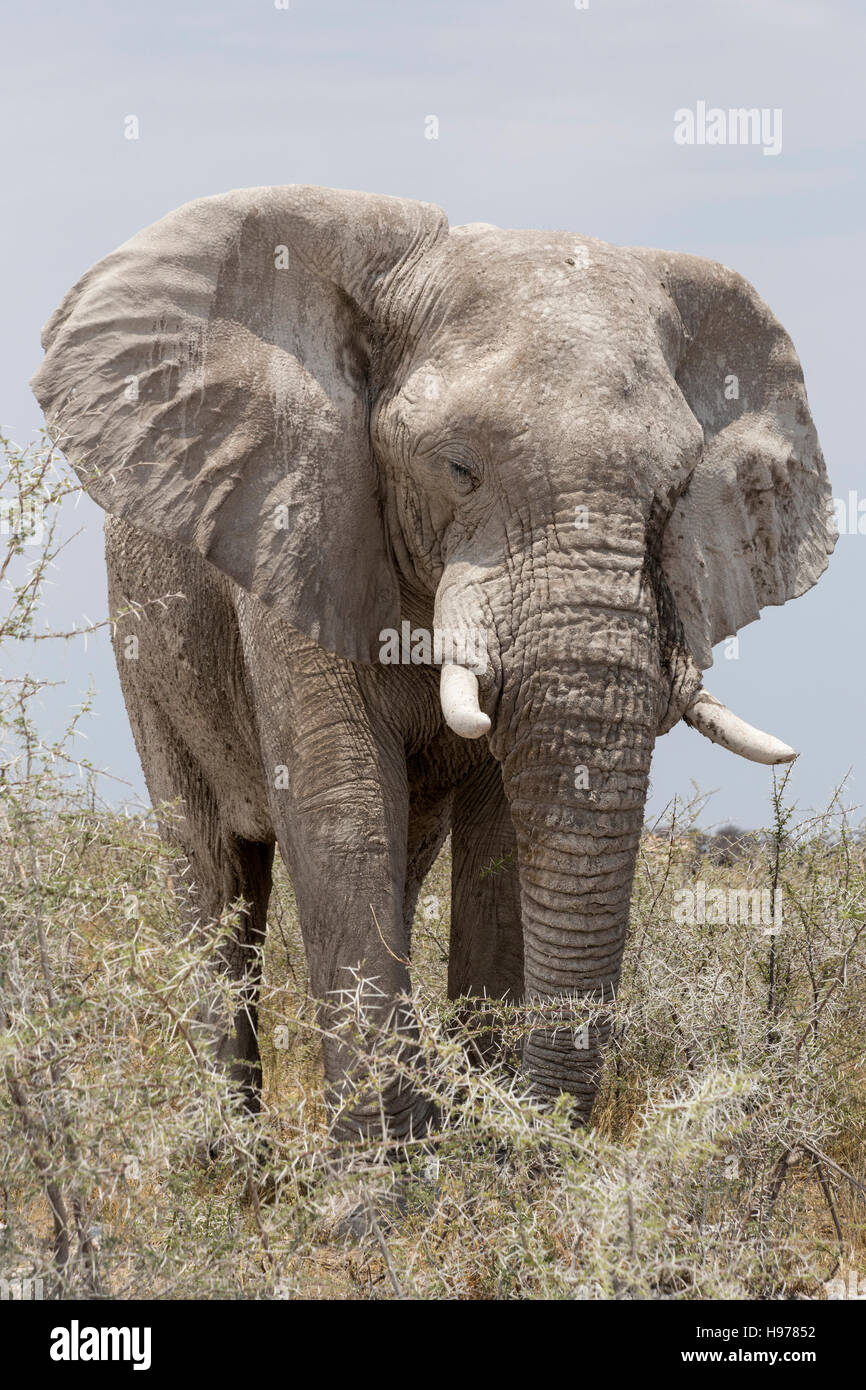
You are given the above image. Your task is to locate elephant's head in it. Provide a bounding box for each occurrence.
[32,186,835,1114]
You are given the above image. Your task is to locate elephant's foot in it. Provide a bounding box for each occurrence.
[325,1072,437,1149]
[331,1108,438,1148]
[328,1186,409,1243]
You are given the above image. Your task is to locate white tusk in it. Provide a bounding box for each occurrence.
[440,662,491,739]
[684,690,797,766]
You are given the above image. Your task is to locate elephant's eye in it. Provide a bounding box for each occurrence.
[443,449,481,493]
[449,460,475,487]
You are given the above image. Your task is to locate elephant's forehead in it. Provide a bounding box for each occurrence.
[403,232,678,410]
[430,227,672,348]
[387,228,701,490]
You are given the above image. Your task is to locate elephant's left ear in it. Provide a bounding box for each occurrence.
[628,247,837,670]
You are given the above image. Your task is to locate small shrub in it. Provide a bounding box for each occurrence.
[2,440,864,1299]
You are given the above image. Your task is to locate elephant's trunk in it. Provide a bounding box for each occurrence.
[490,566,664,1116]
[435,541,666,1117]
[503,692,654,1113]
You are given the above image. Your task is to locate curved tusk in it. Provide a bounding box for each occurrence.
[440,662,491,739]
[684,690,797,766]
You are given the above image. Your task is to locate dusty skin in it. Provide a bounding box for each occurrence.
[31,185,835,1135]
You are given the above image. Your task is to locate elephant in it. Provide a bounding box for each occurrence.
[31,185,835,1136]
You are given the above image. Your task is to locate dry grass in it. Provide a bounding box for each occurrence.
[2,438,865,1300]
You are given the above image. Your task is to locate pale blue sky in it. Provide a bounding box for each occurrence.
[2,0,864,827]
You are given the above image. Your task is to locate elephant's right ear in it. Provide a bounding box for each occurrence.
[31,185,448,662]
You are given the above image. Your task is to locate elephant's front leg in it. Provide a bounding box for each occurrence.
[449,755,524,1062]
[247,630,428,1143]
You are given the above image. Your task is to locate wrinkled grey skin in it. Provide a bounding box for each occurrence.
[32,186,835,1134]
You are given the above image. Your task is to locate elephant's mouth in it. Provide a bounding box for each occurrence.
[434,523,798,767]
[439,658,796,766]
